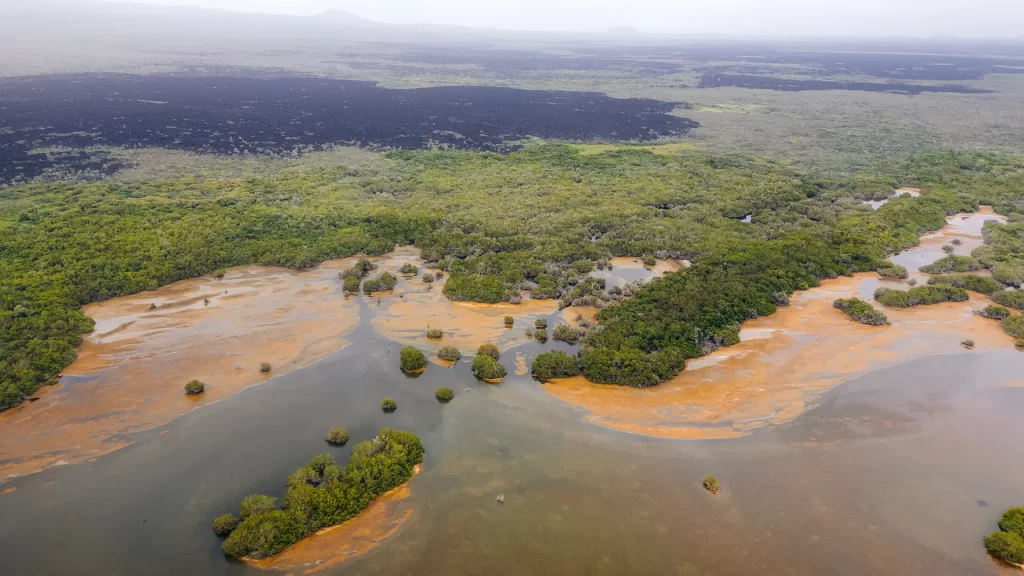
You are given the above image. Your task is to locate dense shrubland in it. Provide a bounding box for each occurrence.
[218,429,423,559]
[2,145,1023,407]
[833,298,889,325]
[874,285,969,308]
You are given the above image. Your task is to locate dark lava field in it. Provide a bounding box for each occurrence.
[0,74,697,184]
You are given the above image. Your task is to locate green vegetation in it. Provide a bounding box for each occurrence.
[975,305,1011,320]
[259,362,272,373]
[874,285,968,308]
[503,315,514,326]
[342,275,361,293]
[212,513,239,537]
[1003,316,1024,339]
[985,507,1024,566]
[992,290,1024,311]
[919,255,985,274]
[184,379,206,395]
[993,263,1024,287]
[398,263,418,275]
[642,254,657,267]
[219,429,423,559]
[552,323,581,342]
[531,351,581,381]
[435,387,454,402]
[570,260,594,274]
[2,142,1023,409]
[471,355,507,381]
[534,327,548,342]
[363,271,397,294]
[476,343,500,361]
[240,494,278,520]
[833,298,889,326]
[324,427,349,446]
[381,398,397,412]
[876,262,909,280]
[1016,340,1024,350]
[534,318,548,329]
[928,274,1003,295]
[702,476,721,494]
[426,328,444,339]
[422,272,435,283]
[437,345,461,362]
[399,346,427,372]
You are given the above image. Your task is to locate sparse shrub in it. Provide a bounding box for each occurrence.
[641,254,656,267]
[534,318,548,329]
[471,355,507,381]
[951,238,962,246]
[942,244,955,254]
[422,272,435,283]
[876,263,909,280]
[504,315,514,326]
[184,379,205,395]
[381,398,397,412]
[259,362,272,373]
[1002,316,1024,339]
[437,345,461,362]
[434,270,444,280]
[426,328,444,339]
[907,278,918,286]
[553,323,580,342]
[974,305,1011,320]
[534,327,548,342]
[961,339,975,348]
[212,513,239,537]
[399,263,418,275]
[435,387,454,402]
[477,343,500,361]
[325,427,349,446]
[1016,339,1024,350]
[240,494,277,521]
[702,476,721,494]
[833,298,889,325]
[400,346,427,372]
[531,351,581,381]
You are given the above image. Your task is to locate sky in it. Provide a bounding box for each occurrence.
[97,0,1024,37]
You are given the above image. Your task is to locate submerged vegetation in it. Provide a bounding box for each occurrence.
[833,298,889,326]
[2,142,1024,408]
[218,429,423,560]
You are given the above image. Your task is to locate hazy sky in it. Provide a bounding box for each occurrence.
[104,0,1024,37]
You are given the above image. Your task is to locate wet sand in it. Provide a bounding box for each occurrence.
[0,257,365,479]
[246,465,421,574]
[544,207,1018,439]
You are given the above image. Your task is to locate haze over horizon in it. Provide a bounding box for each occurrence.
[88,0,1024,38]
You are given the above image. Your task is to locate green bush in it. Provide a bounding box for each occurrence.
[984,507,1024,565]
[702,476,721,494]
[476,343,500,361]
[534,318,548,329]
[422,272,435,283]
[534,327,548,342]
[927,274,1003,295]
[992,289,1024,310]
[399,346,427,372]
[1017,339,1024,350]
[552,323,581,342]
[1003,316,1024,339]
[381,398,398,412]
[531,351,581,381]
[325,427,349,446]
[435,387,454,402]
[399,263,419,275]
[472,355,507,380]
[874,285,968,308]
[342,275,361,293]
[184,379,206,395]
[642,254,657,267]
[503,315,514,326]
[833,298,889,326]
[240,494,278,521]
[426,328,444,339]
[876,263,909,280]
[221,430,423,560]
[571,260,594,274]
[259,362,272,373]
[992,262,1024,287]
[919,255,985,274]
[437,345,461,362]
[212,513,239,536]
[975,305,1011,320]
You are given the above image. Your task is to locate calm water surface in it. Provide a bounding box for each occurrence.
[1,302,1022,575]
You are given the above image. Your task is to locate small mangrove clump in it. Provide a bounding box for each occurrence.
[552,323,581,342]
[398,262,419,275]
[942,244,955,254]
[324,427,349,446]
[184,379,206,395]
[534,318,548,329]
[919,255,984,274]
[874,285,968,308]
[833,298,889,326]
[1016,339,1024,351]
[504,315,514,327]
[259,362,272,373]
[1003,316,1024,339]
[381,398,398,412]
[702,476,721,494]
[534,327,548,342]
[876,262,909,280]
[426,328,444,339]
[362,271,397,294]
[212,513,239,537]
[961,339,976,349]
[437,345,461,363]
[435,387,454,402]
[476,343,500,361]
[472,355,507,381]
[929,274,1003,295]
[422,272,435,283]
[400,346,427,373]
[993,289,1024,311]
[984,506,1024,566]
[975,305,1011,320]
[531,350,581,381]
[641,254,657,267]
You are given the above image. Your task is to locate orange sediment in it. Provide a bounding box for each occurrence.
[244,465,420,574]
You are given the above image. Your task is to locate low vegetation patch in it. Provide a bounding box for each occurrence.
[919,255,985,274]
[219,430,423,560]
[437,345,461,362]
[975,305,1011,320]
[503,315,514,326]
[876,262,909,280]
[426,328,444,339]
[534,327,548,342]
[961,339,976,348]
[381,398,398,412]
[422,272,435,283]
[399,263,419,275]
[1003,316,1024,339]
[552,323,581,342]
[476,343,500,361]
[984,506,1024,566]
[874,285,968,308]
[992,290,1024,311]
[362,271,397,294]
[833,298,889,326]
[399,346,427,372]
[992,262,1024,287]
[324,427,349,446]
[212,513,238,537]
[184,379,206,395]
[702,476,721,494]
[531,350,582,381]
[435,387,454,402]
[534,318,548,329]
[928,274,1003,295]
[259,362,272,373]
[472,355,507,381]
[641,254,657,267]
